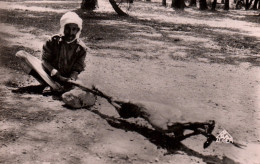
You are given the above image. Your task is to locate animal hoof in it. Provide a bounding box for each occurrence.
[203,139,213,149]
[203,121,216,149]
[203,135,216,149]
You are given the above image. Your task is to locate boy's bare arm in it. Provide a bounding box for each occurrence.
[42,60,68,82]
[69,71,79,81]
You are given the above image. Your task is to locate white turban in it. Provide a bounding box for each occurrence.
[60,11,83,41]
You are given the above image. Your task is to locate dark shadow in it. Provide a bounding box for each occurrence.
[11,85,63,101]
[62,104,81,110]
[2,7,260,66]
[11,85,46,95]
[0,44,35,71]
[240,13,260,24]
[87,108,238,164]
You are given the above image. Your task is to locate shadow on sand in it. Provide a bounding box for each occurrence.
[87,108,238,164]
[10,84,240,164]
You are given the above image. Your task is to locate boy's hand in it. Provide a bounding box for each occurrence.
[56,75,69,82]
[69,71,79,81]
[52,85,65,92]
[70,77,77,81]
[50,69,58,77]
[51,69,69,82]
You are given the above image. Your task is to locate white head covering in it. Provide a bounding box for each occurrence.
[60,11,83,43]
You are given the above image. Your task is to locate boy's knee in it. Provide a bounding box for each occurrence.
[15,50,33,74]
[20,60,33,74]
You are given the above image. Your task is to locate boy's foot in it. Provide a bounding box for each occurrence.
[203,134,216,149]
[42,86,53,96]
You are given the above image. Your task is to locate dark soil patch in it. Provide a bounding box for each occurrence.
[0,130,22,143]
[23,2,80,10]
[0,104,56,124]
[214,34,260,53]
[0,45,35,71]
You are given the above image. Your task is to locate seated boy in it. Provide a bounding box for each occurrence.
[16,12,87,93]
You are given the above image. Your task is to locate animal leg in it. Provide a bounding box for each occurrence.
[181,120,216,148]
[181,120,215,136]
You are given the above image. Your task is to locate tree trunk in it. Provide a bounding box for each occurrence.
[245,0,249,9]
[109,0,128,16]
[171,0,185,9]
[224,0,229,10]
[81,0,98,10]
[211,0,217,10]
[235,0,243,9]
[189,0,197,6]
[162,0,167,6]
[252,0,257,9]
[248,0,253,8]
[199,0,208,10]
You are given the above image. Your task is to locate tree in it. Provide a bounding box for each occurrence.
[247,0,254,9]
[235,0,243,9]
[245,0,249,9]
[189,0,197,6]
[252,0,259,9]
[162,0,167,6]
[211,0,217,10]
[81,0,98,10]
[171,0,186,9]
[109,0,129,16]
[199,0,208,10]
[224,0,229,10]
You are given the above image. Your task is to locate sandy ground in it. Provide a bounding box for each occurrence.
[0,0,260,163]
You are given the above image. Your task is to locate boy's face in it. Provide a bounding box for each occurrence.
[64,23,80,42]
